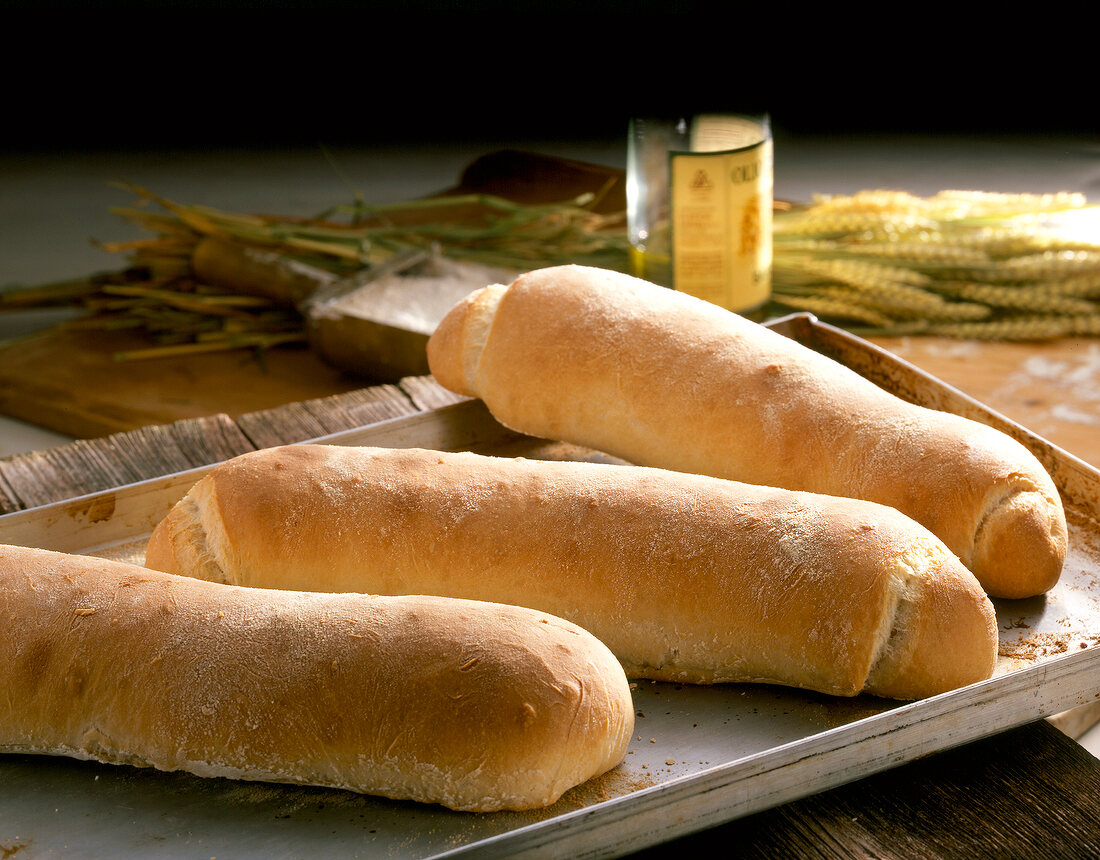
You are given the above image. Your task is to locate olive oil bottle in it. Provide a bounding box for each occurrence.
[627,114,772,315]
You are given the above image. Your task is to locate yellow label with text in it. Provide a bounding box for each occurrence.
[670,139,772,312]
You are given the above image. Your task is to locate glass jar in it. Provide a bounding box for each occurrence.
[627,113,772,315]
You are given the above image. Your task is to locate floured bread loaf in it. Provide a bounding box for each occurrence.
[426,264,1067,599]
[146,445,998,700]
[0,543,633,812]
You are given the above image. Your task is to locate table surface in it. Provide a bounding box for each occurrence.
[2,132,1100,857]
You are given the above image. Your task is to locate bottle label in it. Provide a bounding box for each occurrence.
[669,116,772,312]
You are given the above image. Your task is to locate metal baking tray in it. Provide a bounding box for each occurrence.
[1,314,1098,859]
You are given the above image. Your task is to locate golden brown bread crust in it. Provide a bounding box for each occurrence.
[425,265,1067,599]
[425,282,506,397]
[146,445,998,700]
[0,543,633,812]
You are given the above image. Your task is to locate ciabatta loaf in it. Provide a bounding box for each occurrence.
[146,445,998,700]
[426,264,1067,599]
[0,544,633,812]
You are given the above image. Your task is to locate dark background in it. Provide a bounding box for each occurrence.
[4,7,1096,154]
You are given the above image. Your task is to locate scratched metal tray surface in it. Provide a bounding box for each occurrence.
[1,315,1098,859]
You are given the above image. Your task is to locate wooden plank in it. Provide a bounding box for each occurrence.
[300,385,421,432]
[235,400,330,450]
[0,468,20,516]
[104,423,200,478]
[163,414,257,466]
[235,384,420,449]
[102,415,257,479]
[0,437,145,509]
[400,374,469,410]
[0,414,255,512]
[659,720,1100,859]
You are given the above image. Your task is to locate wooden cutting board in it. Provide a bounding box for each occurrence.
[0,150,628,439]
[0,327,368,439]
